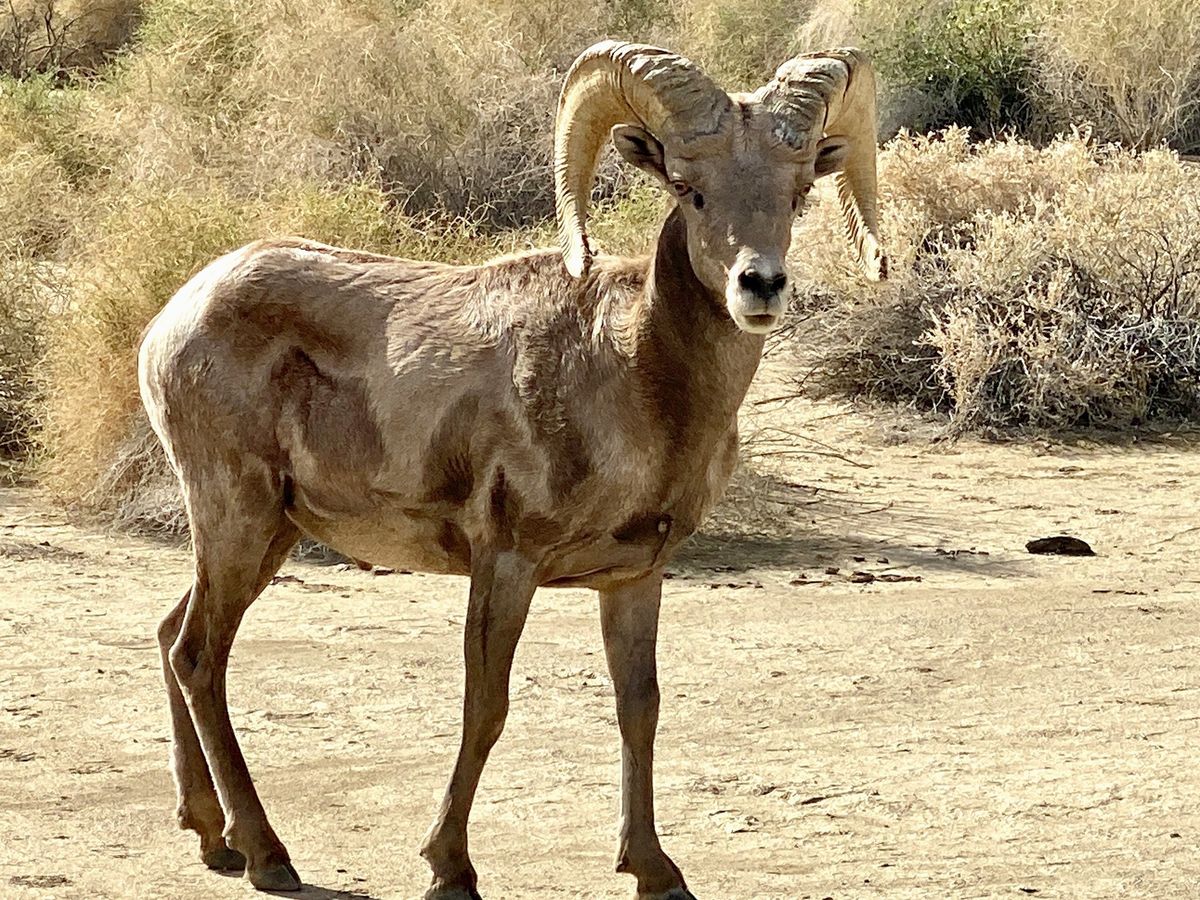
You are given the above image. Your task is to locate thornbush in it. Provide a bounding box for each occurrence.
[0,254,56,470]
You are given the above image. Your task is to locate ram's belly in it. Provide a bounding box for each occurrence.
[286,497,472,576]
[285,494,680,588]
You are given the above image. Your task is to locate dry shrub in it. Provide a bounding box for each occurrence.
[0,0,140,80]
[0,76,81,474]
[1036,0,1200,151]
[249,0,568,225]
[0,255,59,471]
[793,129,1200,431]
[93,0,648,226]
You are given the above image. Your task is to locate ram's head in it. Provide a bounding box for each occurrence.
[555,41,887,334]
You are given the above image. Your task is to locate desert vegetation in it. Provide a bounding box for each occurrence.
[1,0,1198,522]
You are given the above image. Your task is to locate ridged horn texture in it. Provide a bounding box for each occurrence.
[554,40,732,278]
[754,48,888,281]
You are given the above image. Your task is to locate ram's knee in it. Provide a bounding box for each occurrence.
[169,640,214,696]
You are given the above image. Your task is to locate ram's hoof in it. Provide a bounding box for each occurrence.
[201,844,246,871]
[247,860,301,891]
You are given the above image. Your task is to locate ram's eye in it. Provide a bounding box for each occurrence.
[669,179,691,197]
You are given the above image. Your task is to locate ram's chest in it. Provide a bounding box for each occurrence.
[528,422,740,585]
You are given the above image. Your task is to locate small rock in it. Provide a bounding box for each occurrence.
[1026,536,1095,556]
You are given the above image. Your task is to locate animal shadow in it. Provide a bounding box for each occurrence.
[262,885,381,900]
[674,470,1029,579]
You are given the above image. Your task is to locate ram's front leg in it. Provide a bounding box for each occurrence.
[599,573,696,900]
[421,549,537,900]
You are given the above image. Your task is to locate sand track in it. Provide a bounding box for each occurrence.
[2,408,1199,899]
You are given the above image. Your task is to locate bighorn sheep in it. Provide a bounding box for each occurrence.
[139,40,886,899]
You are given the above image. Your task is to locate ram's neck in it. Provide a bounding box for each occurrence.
[633,207,767,451]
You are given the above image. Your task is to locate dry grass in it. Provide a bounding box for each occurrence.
[93,0,642,226]
[1036,0,1200,151]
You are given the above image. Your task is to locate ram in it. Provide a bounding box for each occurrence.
[139,40,886,899]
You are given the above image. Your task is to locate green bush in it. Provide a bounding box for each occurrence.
[856,0,1042,137]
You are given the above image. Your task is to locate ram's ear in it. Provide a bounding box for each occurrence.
[814,135,850,179]
[612,124,668,181]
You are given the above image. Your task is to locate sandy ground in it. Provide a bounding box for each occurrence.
[3,392,1200,900]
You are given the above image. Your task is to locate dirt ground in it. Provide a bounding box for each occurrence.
[3,384,1200,900]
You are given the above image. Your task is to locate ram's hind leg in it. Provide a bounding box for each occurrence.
[168,469,303,891]
[159,588,245,871]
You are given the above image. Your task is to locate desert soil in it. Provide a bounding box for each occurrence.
[3,382,1199,900]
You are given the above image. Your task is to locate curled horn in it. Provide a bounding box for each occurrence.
[755,48,888,281]
[554,40,732,278]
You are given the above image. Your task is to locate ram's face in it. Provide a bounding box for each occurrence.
[613,108,850,334]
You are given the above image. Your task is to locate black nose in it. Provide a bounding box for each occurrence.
[737,268,788,300]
